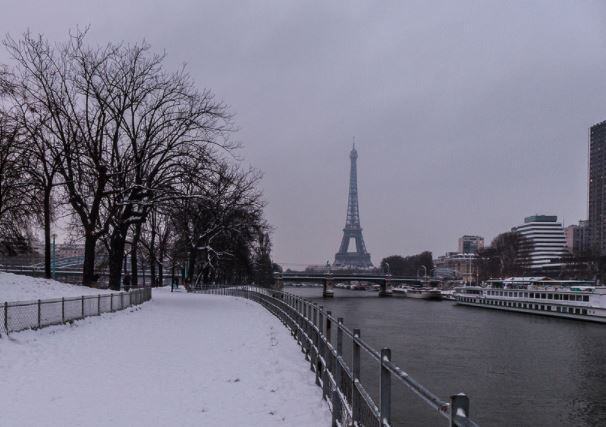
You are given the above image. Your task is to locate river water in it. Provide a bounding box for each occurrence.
[288,287,606,427]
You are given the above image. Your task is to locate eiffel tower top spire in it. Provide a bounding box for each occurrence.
[334,142,373,269]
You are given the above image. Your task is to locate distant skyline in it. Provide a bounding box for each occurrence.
[1,1,604,266]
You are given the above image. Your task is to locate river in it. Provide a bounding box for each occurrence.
[288,287,606,427]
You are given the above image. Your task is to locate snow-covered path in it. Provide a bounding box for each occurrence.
[0,288,331,426]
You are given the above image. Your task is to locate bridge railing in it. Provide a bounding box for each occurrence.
[196,285,479,427]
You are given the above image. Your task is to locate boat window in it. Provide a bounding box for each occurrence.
[555,294,560,300]
[524,292,528,298]
[541,293,546,299]
[582,309,587,315]
[547,294,553,299]
[563,294,568,300]
[530,293,534,298]
[583,296,589,302]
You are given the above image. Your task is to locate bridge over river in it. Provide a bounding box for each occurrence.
[274,272,425,297]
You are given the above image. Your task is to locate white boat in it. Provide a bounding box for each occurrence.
[454,279,606,323]
[440,290,456,301]
[393,286,442,300]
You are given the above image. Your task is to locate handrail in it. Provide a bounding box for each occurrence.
[196,285,480,427]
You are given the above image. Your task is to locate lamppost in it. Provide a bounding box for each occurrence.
[51,233,57,280]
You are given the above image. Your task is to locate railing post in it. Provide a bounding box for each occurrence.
[110,294,113,312]
[37,299,41,328]
[81,295,85,318]
[312,303,320,382]
[332,317,344,427]
[3,301,7,334]
[336,318,343,355]
[61,297,65,323]
[98,294,101,315]
[352,328,361,424]
[380,348,392,426]
[450,393,470,427]
[322,310,332,400]
[326,311,332,344]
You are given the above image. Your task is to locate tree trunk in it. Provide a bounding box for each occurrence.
[82,230,97,286]
[43,187,52,279]
[131,223,141,287]
[187,247,196,284]
[149,224,157,287]
[108,227,128,290]
[158,259,163,287]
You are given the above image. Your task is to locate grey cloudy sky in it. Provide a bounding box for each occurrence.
[2,1,605,267]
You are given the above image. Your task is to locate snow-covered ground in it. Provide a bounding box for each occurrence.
[0,271,114,303]
[0,287,332,426]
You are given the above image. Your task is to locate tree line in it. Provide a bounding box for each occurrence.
[380,251,433,277]
[0,30,274,290]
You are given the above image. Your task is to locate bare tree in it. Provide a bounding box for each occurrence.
[0,111,34,247]
[95,44,234,289]
[171,157,266,287]
[3,31,123,284]
[3,30,271,290]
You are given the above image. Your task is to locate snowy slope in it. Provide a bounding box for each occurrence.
[0,288,332,426]
[0,272,114,303]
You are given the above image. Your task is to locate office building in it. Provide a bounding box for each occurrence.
[512,215,567,271]
[458,235,484,254]
[589,120,606,254]
[564,220,591,255]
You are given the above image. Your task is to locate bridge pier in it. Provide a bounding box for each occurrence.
[379,278,393,297]
[323,276,334,298]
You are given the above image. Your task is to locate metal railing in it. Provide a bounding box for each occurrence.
[197,285,479,427]
[1,287,152,336]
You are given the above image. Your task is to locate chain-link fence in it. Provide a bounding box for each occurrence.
[0,288,152,335]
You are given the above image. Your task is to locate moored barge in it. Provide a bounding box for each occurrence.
[454,278,606,323]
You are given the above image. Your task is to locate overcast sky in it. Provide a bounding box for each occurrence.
[2,1,605,267]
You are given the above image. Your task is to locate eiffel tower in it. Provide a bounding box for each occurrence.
[334,143,373,269]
